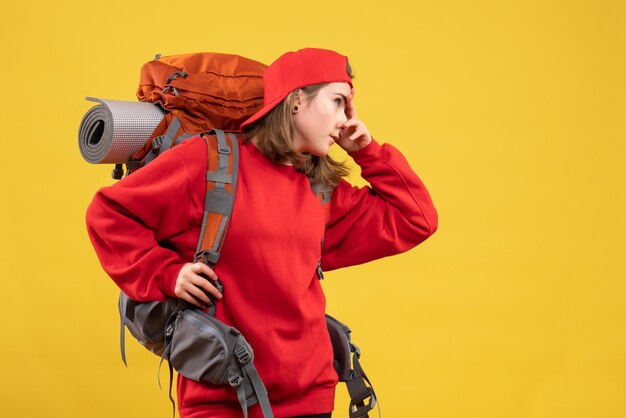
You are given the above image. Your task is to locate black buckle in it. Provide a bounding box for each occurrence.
[235,345,252,365]
[111,164,124,180]
[164,322,175,339]
[195,250,219,266]
[125,160,143,173]
[228,374,243,387]
[316,262,324,280]
[349,388,375,418]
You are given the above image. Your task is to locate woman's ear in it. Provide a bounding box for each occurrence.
[290,90,302,113]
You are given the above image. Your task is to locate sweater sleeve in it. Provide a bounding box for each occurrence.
[85,138,206,301]
[321,139,438,271]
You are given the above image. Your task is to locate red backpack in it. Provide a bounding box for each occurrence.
[124,52,266,175]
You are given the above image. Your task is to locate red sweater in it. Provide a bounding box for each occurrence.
[86,137,437,417]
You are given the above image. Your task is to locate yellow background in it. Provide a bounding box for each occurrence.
[1,0,624,417]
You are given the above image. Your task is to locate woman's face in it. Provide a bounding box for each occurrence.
[292,82,351,156]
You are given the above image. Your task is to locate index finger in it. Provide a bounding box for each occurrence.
[192,262,218,281]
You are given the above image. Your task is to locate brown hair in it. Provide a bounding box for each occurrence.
[243,65,354,187]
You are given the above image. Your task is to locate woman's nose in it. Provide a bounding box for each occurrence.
[338,110,348,125]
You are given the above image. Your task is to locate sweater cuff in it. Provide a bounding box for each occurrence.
[160,263,184,298]
[347,138,382,163]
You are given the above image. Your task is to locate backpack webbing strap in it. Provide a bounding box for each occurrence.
[310,179,334,280]
[242,362,273,417]
[310,179,333,223]
[119,298,133,366]
[119,296,144,367]
[234,382,250,418]
[232,343,274,418]
[143,116,183,165]
[160,308,187,418]
[156,339,177,418]
[167,356,176,418]
[346,345,378,418]
[158,116,181,154]
[175,132,195,145]
[194,129,239,267]
[310,180,333,204]
[234,362,274,418]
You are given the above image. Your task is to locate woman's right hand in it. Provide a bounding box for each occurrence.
[174,262,223,309]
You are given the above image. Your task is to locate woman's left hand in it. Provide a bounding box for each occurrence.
[336,89,372,153]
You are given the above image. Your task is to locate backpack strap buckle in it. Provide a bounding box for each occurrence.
[235,344,252,365]
[348,389,376,418]
[228,373,243,387]
[162,85,179,96]
[166,71,188,84]
[194,249,220,266]
[152,135,164,150]
[217,141,231,155]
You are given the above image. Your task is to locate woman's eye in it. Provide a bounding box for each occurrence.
[334,98,342,106]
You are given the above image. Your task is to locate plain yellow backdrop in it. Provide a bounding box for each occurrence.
[1,0,624,417]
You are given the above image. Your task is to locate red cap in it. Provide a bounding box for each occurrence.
[240,48,353,129]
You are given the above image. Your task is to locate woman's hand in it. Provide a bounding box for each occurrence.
[174,262,223,309]
[336,89,372,153]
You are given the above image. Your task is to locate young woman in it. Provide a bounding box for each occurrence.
[86,48,438,418]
